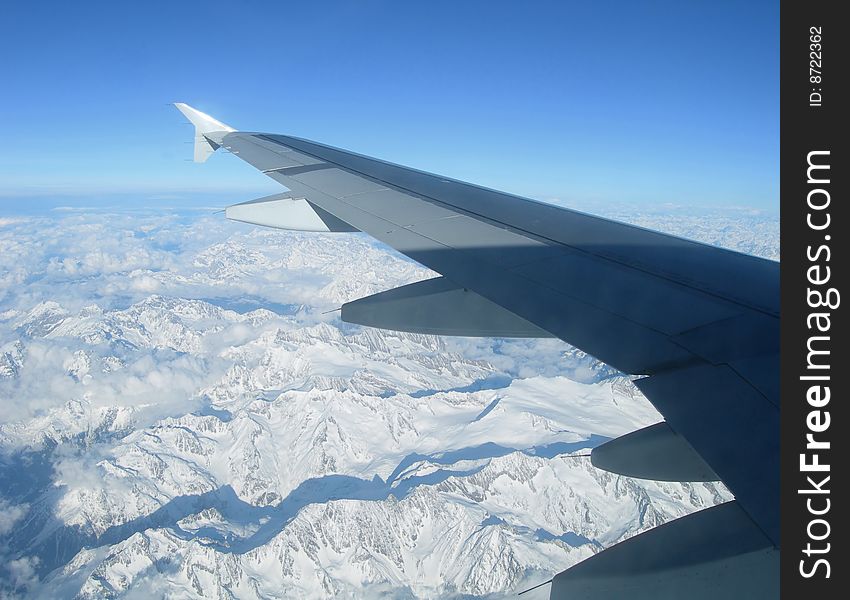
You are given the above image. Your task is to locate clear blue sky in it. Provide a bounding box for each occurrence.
[0,0,778,210]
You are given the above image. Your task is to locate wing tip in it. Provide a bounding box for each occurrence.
[173,102,235,163]
[173,102,236,134]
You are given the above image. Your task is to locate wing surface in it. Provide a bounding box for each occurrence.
[175,105,779,598]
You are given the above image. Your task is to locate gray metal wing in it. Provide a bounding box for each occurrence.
[175,104,779,598]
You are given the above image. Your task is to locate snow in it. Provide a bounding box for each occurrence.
[0,206,775,598]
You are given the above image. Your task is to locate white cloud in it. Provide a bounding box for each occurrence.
[0,331,225,425]
[127,273,162,293]
[0,205,774,596]
[0,500,28,536]
[3,556,40,594]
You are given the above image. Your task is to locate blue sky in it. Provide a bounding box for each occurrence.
[0,0,778,211]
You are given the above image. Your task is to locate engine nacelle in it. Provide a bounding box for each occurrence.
[591,421,718,482]
[342,276,552,338]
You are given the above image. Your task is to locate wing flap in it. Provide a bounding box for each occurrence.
[511,249,742,336]
[344,188,459,226]
[550,501,778,600]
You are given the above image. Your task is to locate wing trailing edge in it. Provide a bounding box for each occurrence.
[550,501,778,599]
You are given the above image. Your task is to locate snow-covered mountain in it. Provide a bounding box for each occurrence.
[0,206,774,598]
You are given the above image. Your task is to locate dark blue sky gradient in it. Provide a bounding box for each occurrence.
[0,0,778,210]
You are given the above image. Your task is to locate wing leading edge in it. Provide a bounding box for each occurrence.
[174,104,779,598]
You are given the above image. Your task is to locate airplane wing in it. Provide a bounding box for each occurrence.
[175,103,779,599]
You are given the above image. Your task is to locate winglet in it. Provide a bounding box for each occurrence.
[173,103,236,163]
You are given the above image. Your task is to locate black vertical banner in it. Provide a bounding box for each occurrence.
[781,0,847,596]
